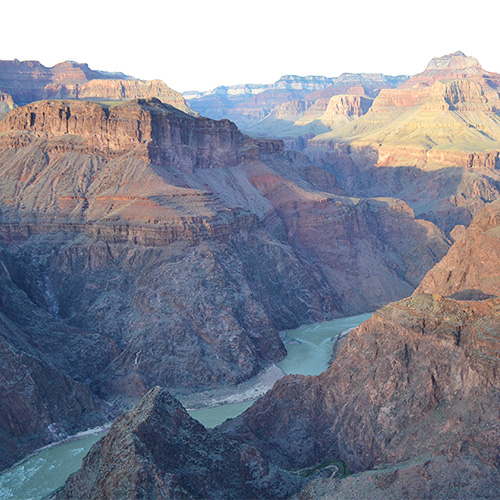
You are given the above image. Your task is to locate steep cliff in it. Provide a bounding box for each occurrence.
[0,59,191,113]
[0,92,15,120]
[416,198,500,298]
[43,79,192,114]
[56,199,500,498]
[220,199,500,498]
[0,98,449,471]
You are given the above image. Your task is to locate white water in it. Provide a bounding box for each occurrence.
[0,312,371,500]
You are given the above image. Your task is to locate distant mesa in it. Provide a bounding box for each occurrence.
[0,59,193,116]
[308,51,500,169]
[184,72,407,131]
[424,50,481,71]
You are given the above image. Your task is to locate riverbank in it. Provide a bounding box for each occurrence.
[0,313,371,500]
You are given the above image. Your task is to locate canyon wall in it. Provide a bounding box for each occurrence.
[220,198,500,498]
[0,98,450,469]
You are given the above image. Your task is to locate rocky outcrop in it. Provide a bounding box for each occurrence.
[311,53,500,166]
[43,79,192,114]
[294,455,500,500]
[53,387,302,500]
[0,59,191,113]
[0,59,129,105]
[0,92,15,120]
[220,200,500,498]
[222,292,500,495]
[241,167,450,313]
[402,51,493,88]
[416,198,500,298]
[317,94,373,125]
[0,99,240,171]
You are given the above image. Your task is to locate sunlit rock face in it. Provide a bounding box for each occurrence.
[303,53,500,234]
[185,73,406,132]
[220,198,500,499]
[0,59,192,113]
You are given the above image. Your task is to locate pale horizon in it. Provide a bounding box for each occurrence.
[2,0,499,93]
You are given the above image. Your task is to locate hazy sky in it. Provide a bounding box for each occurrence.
[2,0,499,92]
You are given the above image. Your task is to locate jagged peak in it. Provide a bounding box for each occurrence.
[425,51,481,71]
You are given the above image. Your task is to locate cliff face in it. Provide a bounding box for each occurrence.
[0,98,450,471]
[44,79,192,114]
[0,92,15,121]
[52,387,302,500]
[0,59,191,113]
[222,295,500,496]
[186,73,406,132]
[220,199,500,498]
[416,198,500,298]
[0,250,115,469]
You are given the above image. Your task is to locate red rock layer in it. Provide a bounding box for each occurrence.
[0,58,191,113]
[417,198,500,298]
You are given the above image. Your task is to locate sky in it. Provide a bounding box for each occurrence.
[2,0,499,93]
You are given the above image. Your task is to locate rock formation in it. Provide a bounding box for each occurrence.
[0,92,15,120]
[416,198,500,298]
[44,79,192,114]
[50,196,500,499]
[220,198,500,498]
[302,53,500,234]
[0,59,191,113]
[0,98,449,470]
[310,52,500,168]
[51,387,303,500]
[185,73,406,132]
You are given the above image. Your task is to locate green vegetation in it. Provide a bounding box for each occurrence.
[292,459,350,479]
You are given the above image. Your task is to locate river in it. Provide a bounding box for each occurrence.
[0,312,371,500]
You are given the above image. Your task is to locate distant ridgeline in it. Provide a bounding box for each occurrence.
[185,51,500,171]
[0,59,193,118]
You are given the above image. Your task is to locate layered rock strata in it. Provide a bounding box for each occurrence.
[0,99,449,470]
[186,73,406,132]
[0,59,191,113]
[305,53,500,233]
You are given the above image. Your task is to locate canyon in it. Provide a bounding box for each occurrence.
[53,198,500,497]
[187,53,500,234]
[0,97,448,471]
[1,52,500,499]
[219,198,500,498]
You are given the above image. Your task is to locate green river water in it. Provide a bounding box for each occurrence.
[0,312,371,500]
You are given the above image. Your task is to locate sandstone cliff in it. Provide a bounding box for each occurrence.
[0,59,192,113]
[43,79,192,114]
